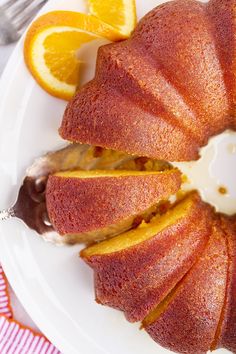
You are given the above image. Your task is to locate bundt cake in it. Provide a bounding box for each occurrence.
[60,0,236,161]
[81,193,236,353]
[47,0,236,353]
[46,169,181,243]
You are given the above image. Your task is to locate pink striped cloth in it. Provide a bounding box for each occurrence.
[0,267,12,319]
[0,266,60,354]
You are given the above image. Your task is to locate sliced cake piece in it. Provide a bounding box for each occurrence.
[46,169,181,243]
[214,216,236,352]
[143,217,228,354]
[81,193,211,322]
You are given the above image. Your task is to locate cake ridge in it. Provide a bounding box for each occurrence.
[141,239,208,328]
[81,193,212,323]
[92,219,209,322]
[96,41,202,145]
[132,0,230,136]
[207,0,236,121]
[144,216,228,353]
[61,79,199,161]
[210,216,231,351]
[214,216,236,352]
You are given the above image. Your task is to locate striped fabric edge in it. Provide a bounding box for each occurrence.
[0,267,12,318]
[0,316,61,354]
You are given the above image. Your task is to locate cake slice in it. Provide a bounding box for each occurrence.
[143,217,228,354]
[46,169,181,243]
[81,193,211,322]
[214,216,236,352]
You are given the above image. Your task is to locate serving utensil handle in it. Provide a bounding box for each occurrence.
[0,208,15,221]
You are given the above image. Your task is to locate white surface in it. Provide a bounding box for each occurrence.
[0,32,40,335]
[0,0,234,354]
[0,44,15,75]
[9,285,40,331]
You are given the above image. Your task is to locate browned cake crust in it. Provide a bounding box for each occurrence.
[60,0,235,161]
[55,0,236,352]
[207,0,236,121]
[144,217,228,354]
[46,169,181,236]
[81,194,211,322]
[215,216,236,352]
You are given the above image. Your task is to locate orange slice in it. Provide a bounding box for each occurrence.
[24,11,123,100]
[88,0,137,37]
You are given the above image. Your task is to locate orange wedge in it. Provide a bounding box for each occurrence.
[24,11,123,100]
[88,0,137,37]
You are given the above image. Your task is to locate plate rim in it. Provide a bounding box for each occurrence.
[0,1,109,353]
[1,1,230,354]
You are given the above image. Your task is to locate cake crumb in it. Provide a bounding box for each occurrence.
[181,174,189,183]
[218,186,228,195]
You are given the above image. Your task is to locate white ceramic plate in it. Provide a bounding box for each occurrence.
[0,0,234,353]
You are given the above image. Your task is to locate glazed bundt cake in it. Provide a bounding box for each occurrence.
[49,0,236,353]
[81,193,236,353]
[60,0,236,161]
[46,169,181,243]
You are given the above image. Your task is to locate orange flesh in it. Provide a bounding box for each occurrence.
[44,31,97,85]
